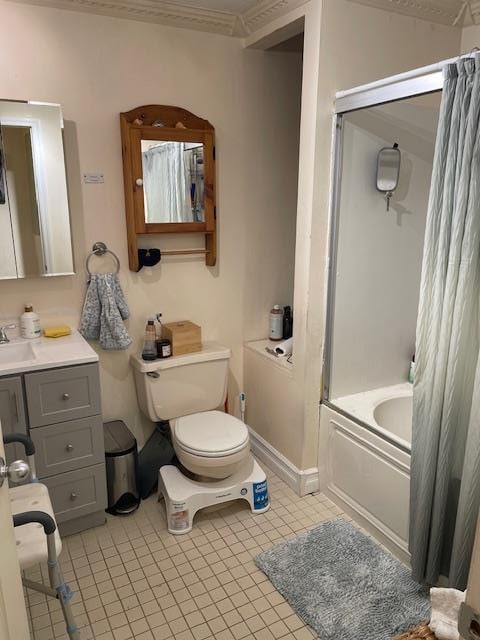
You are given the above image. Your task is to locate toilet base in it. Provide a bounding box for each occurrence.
[158,458,270,535]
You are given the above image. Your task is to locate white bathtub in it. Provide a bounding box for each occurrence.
[374,396,412,446]
[319,383,412,561]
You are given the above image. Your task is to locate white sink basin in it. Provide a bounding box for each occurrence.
[0,342,36,365]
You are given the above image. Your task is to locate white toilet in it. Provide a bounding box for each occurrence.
[131,342,269,534]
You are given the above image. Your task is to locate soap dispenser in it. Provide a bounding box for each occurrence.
[20,304,41,339]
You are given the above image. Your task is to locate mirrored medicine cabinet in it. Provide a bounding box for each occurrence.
[120,105,217,271]
[0,100,74,279]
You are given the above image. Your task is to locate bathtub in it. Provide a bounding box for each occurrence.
[319,383,413,561]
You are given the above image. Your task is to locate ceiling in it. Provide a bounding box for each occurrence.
[349,0,479,27]
[6,0,479,37]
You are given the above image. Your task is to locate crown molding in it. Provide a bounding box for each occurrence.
[5,0,240,35]
[5,0,313,36]
[241,0,309,34]
[5,0,475,36]
[345,0,465,27]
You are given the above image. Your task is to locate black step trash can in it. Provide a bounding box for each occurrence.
[104,420,140,515]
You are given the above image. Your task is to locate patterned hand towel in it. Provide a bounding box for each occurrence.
[79,273,132,350]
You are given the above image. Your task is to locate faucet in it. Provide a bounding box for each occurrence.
[0,324,16,344]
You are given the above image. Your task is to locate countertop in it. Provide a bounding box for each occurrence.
[0,330,98,376]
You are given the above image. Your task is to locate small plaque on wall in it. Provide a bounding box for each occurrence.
[83,173,104,184]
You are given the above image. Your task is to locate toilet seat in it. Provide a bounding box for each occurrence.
[173,411,249,458]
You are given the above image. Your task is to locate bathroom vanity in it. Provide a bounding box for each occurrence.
[0,332,107,535]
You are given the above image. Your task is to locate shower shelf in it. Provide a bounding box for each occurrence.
[244,339,293,375]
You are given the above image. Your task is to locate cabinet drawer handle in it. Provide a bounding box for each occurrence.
[66,443,74,452]
[62,393,70,401]
[70,492,78,500]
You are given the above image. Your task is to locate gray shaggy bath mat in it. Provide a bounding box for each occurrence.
[255,518,430,640]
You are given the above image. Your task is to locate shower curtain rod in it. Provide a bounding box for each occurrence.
[336,50,479,100]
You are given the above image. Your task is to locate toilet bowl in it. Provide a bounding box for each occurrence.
[172,410,250,479]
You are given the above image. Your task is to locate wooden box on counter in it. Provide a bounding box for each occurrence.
[162,321,202,356]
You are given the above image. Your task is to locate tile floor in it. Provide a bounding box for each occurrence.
[26,463,344,640]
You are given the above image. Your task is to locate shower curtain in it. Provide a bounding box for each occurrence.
[410,56,480,589]
[142,142,193,223]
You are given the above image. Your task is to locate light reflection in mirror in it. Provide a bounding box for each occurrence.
[141,140,205,224]
[0,101,73,279]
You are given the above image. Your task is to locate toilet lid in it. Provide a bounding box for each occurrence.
[174,411,249,457]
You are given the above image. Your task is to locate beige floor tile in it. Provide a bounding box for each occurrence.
[26,462,344,640]
[151,623,172,640]
[112,626,133,640]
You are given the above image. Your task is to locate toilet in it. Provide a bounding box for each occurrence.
[131,342,269,533]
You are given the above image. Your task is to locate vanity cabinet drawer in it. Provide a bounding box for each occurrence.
[25,364,101,427]
[30,416,104,478]
[42,464,107,523]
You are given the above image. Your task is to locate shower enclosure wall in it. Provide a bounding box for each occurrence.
[320,81,442,559]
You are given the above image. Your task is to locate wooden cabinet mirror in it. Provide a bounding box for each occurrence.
[120,105,216,271]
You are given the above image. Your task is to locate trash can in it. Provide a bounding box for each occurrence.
[104,420,140,515]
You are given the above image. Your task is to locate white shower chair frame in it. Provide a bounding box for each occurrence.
[4,433,80,640]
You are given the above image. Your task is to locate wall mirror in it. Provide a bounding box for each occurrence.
[0,100,74,279]
[141,140,205,224]
[376,143,401,210]
[120,105,216,271]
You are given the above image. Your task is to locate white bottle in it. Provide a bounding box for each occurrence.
[269,305,283,341]
[20,305,41,339]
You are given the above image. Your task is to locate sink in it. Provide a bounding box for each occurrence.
[0,342,36,365]
[0,332,97,376]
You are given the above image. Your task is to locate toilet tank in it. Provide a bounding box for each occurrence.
[131,342,231,422]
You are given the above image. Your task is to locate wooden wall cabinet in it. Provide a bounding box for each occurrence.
[120,105,217,271]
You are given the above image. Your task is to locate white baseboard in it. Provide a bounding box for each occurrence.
[248,427,319,496]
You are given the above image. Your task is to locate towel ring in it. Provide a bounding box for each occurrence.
[86,242,120,277]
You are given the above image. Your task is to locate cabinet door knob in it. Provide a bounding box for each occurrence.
[62,393,70,400]
[70,492,78,500]
[135,178,143,187]
[66,443,74,452]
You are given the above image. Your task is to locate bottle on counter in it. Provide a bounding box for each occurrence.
[154,312,172,358]
[20,304,41,339]
[282,306,293,340]
[269,305,283,341]
[156,338,172,359]
[142,319,158,361]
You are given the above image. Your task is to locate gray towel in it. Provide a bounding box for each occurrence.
[79,273,132,350]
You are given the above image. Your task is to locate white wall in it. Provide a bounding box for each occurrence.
[461,24,480,52]
[0,0,302,448]
[330,97,440,398]
[242,49,302,342]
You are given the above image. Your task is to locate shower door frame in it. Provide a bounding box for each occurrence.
[322,70,445,406]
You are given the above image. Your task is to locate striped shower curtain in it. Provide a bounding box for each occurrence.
[410,55,480,589]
